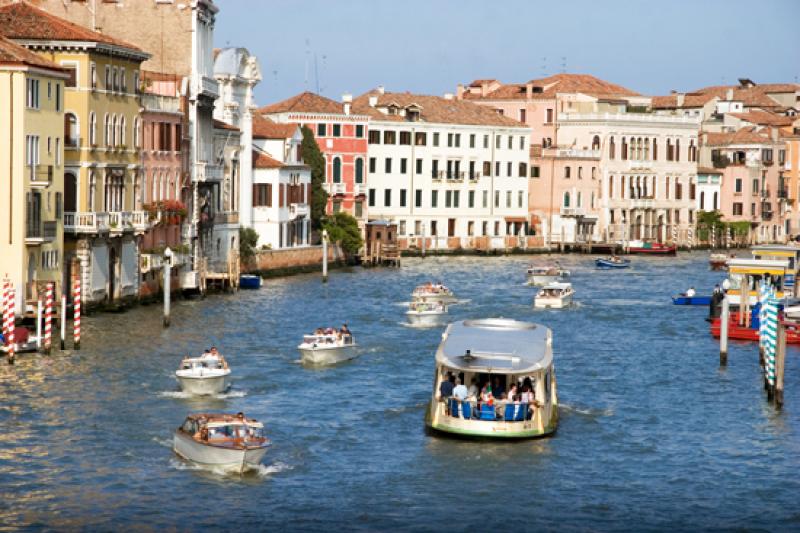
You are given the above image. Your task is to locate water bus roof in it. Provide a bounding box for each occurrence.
[751,245,800,254]
[436,318,552,374]
[726,258,790,275]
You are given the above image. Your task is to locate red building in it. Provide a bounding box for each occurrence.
[259,91,370,223]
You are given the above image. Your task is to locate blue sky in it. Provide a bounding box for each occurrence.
[214,0,800,106]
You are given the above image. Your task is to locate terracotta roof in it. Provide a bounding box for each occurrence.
[0,35,63,71]
[757,83,800,93]
[729,110,795,127]
[252,150,284,169]
[213,119,239,132]
[463,73,639,101]
[252,115,298,139]
[0,2,145,53]
[259,91,343,114]
[352,90,526,128]
[703,127,775,146]
[651,93,716,109]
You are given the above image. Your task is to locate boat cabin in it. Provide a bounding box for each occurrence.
[751,245,800,295]
[426,318,558,439]
[179,413,267,447]
[725,258,790,305]
[180,356,227,371]
[538,282,572,297]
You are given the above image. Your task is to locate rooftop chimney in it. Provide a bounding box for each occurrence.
[368,95,378,107]
[726,88,734,101]
[676,93,685,107]
[526,83,533,99]
[342,93,352,115]
[443,92,454,101]
[456,83,465,100]
[377,85,385,95]
[481,82,488,97]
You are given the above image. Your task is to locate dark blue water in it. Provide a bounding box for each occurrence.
[1,254,799,531]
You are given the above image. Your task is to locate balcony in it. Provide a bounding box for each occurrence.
[141,93,181,114]
[330,182,346,195]
[29,165,53,188]
[125,211,149,233]
[762,210,774,221]
[64,211,108,234]
[198,76,219,99]
[431,170,443,182]
[445,171,464,182]
[627,159,653,171]
[25,219,57,245]
[556,148,601,159]
[560,206,586,217]
[194,161,223,182]
[468,171,481,182]
[354,183,367,196]
[289,203,309,219]
[64,136,80,150]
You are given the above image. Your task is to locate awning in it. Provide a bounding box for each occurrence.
[504,217,527,223]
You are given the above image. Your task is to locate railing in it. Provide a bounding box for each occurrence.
[627,159,653,170]
[354,183,367,196]
[468,171,481,182]
[126,211,149,232]
[141,93,181,114]
[332,182,346,195]
[556,148,601,159]
[557,112,701,125]
[289,203,309,218]
[64,211,110,234]
[64,136,80,149]
[442,398,536,423]
[560,206,586,217]
[431,170,442,181]
[761,189,771,199]
[29,165,53,187]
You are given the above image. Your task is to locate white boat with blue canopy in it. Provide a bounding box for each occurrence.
[425,318,558,439]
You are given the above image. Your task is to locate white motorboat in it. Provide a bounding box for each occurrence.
[173,413,270,473]
[534,282,574,309]
[406,301,448,326]
[411,283,457,303]
[298,328,357,365]
[526,265,569,286]
[175,351,231,395]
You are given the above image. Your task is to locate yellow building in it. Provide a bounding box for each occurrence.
[0,35,68,314]
[0,2,151,305]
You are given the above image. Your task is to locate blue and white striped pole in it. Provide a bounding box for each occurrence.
[763,295,778,399]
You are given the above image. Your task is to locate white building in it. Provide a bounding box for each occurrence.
[696,168,722,212]
[250,117,311,248]
[213,47,262,228]
[352,89,531,249]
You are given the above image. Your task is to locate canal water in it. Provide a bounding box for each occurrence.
[1,254,799,531]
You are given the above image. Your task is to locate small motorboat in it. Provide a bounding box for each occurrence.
[298,327,357,365]
[239,274,262,289]
[627,241,677,255]
[709,253,728,271]
[534,282,574,309]
[671,294,712,305]
[595,257,630,269]
[173,413,270,473]
[0,326,39,355]
[412,282,457,303]
[175,351,231,395]
[526,265,570,286]
[406,300,448,326]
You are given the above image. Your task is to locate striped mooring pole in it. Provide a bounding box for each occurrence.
[758,281,768,368]
[5,287,15,364]
[1,278,8,340]
[671,225,678,245]
[763,296,778,401]
[73,278,81,350]
[44,282,53,354]
[687,227,694,249]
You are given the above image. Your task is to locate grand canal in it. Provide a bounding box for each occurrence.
[1,254,798,530]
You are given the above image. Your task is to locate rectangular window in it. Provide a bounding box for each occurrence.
[453,191,460,208]
[355,125,364,138]
[752,179,759,193]
[483,135,489,149]
[332,124,341,137]
[399,220,406,235]
[733,203,743,215]
[383,130,396,144]
[751,202,756,215]
[447,133,453,147]
[469,134,476,148]
[26,79,40,109]
[415,189,422,207]
[385,158,392,173]
[431,190,438,208]
[518,191,523,208]
[495,161,500,177]
[483,190,488,208]
[519,136,525,150]
[507,136,513,150]
[519,109,526,122]
[496,135,501,149]
[368,130,380,144]
[332,201,342,213]
[355,201,363,218]
[400,189,407,207]
[735,178,742,193]
[369,157,377,173]
[399,131,411,145]
[400,158,408,174]
[368,188,376,207]
[433,132,440,146]
[120,67,126,92]
[531,166,540,178]
[445,190,452,208]
[506,190,512,207]
[455,134,461,148]
[90,62,97,89]
[507,162,512,177]
[252,183,272,207]
[105,65,111,90]
[55,84,61,112]
[63,66,77,88]
[483,161,491,177]
[546,108,553,123]
[494,190,500,208]
[317,123,326,137]
[384,189,391,207]
[414,132,426,146]
[468,191,475,208]
[415,159,423,174]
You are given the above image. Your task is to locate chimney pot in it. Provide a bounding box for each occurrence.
[368,95,377,107]
[377,85,385,95]
[726,88,734,101]
[456,83,464,100]
[526,83,533,99]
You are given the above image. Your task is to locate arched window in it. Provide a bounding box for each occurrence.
[64,113,78,148]
[355,158,364,183]
[577,191,582,207]
[88,171,96,211]
[666,177,670,199]
[609,136,615,159]
[563,191,570,207]
[151,171,158,202]
[104,114,110,147]
[333,157,342,183]
[111,114,118,147]
[621,176,626,199]
[133,117,140,149]
[689,140,696,162]
[621,137,628,160]
[652,138,658,160]
[637,137,643,160]
[592,135,600,150]
[141,173,147,205]
[120,116,126,147]
[89,112,97,146]
[675,139,681,162]
[644,138,650,160]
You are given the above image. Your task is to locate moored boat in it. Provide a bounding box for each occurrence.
[239,274,262,289]
[173,413,270,473]
[175,350,231,395]
[595,256,630,269]
[406,301,447,326]
[298,326,357,365]
[425,318,558,439]
[411,282,456,303]
[526,265,570,286]
[709,253,728,271]
[627,241,677,255]
[534,282,574,309]
[671,295,712,305]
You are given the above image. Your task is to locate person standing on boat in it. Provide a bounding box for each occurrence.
[452,378,468,401]
[439,373,455,399]
[722,278,731,292]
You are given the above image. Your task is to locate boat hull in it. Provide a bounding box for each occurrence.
[239,275,262,289]
[406,312,445,325]
[176,373,231,395]
[425,401,558,439]
[595,259,630,269]
[173,432,268,472]
[671,296,712,305]
[534,294,573,309]
[526,274,561,286]
[298,345,358,365]
[628,245,677,255]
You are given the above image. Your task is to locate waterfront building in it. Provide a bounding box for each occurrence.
[696,168,722,212]
[250,117,311,248]
[213,47,261,230]
[460,74,700,245]
[352,88,531,250]
[0,36,68,313]
[259,92,370,225]
[783,119,800,238]
[206,120,241,275]
[0,2,151,304]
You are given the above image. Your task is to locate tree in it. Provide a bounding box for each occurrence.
[300,126,328,229]
[239,227,259,264]
[322,212,363,256]
[696,210,725,242]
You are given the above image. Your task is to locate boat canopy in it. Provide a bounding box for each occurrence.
[727,258,789,276]
[436,318,552,374]
[751,246,800,268]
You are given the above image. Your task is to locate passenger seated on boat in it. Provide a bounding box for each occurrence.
[468,377,479,399]
[507,384,518,402]
[492,376,505,399]
[685,287,696,297]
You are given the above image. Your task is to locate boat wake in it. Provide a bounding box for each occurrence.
[399,321,442,329]
[153,437,173,448]
[253,461,293,478]
[158,390,247,400]
[168,457,290,478]
[560,403,614,418]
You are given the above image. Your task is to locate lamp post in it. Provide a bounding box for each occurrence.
[163,247,173,327]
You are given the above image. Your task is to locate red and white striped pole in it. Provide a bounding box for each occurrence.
[6,288,15,364]
[73,278,81,350]
[44,282,53,354]
[1,278,9,339]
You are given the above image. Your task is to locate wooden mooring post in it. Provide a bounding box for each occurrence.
[774,320,787,408]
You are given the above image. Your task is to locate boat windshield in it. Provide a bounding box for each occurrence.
[181,358,225,370]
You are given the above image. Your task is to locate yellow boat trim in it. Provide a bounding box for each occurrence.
[729,267,786,275]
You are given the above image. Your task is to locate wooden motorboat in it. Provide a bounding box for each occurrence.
[525,265,570,287]
[595,257,630,269]
[173,413,270,473]
[411,283,457,303]
[709,253,728,271]
[175,351,231,395]
[534,282,574,309]
[406,301,448,326]
[298,327,357,365]
[627,241,677,255]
